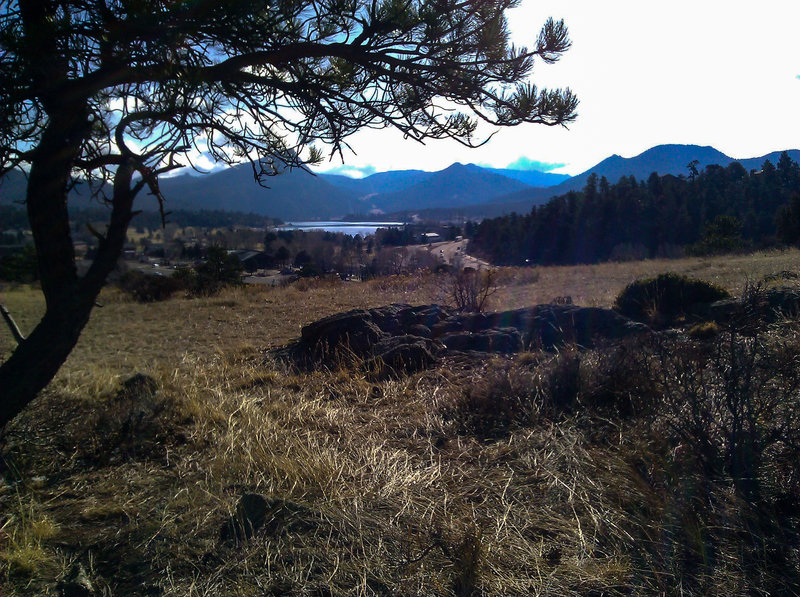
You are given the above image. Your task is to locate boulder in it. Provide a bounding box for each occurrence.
[300,309,384,357]
[368,303,453,335]
[408,324,432,338]
[368,303,413,335]
[440,328,523,353]
[407,304,452,328]
[525,305,648,349]
[292,303,648,374]
[366,335,443,378]
[764,287,800,317]
[706,298,743,323]
[706,287,800,325]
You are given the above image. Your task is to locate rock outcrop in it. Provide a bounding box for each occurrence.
[290,303,649,376]
[701,287,800,325]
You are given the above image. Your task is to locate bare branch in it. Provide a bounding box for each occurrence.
[0,304,26,344]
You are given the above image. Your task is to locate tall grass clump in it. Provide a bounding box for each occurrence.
[617,314,800,593]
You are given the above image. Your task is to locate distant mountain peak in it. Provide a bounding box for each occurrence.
[4,143,798,221]
[481,144,800,217]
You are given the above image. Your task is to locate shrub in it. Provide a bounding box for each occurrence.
[298,262,324,278]
[0,244,38,283]
[119,271,186,302]
[445,351,582,437]
[614,272,729,326]
[687,321,720,340]
[651,325,800,501]
[688,214,746,256]
[446,364,536,437]
[546,348,581,413]
[170,247,245,297]
[447,268,499,313]
[192,246,244,295]
[578,339,655,418]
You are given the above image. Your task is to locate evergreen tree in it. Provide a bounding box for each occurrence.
[776,193,800,246]
[0,0,578,424]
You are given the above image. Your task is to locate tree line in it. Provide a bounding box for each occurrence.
[470,153,800,265]
[0,205,281,233]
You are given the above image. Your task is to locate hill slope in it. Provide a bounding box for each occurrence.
[484,167,570,187]
[367,163,533,213]
[3,145,799,221]
[157,165,361,220]
[321,169,433,199]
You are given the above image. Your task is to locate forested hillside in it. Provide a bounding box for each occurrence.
[471,153,800,265]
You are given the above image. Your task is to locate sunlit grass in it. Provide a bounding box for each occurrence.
[1,248,799,594]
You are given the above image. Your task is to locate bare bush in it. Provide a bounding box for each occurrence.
[651,324,800,501]
[578,339,656,418]
[445,361,539,437]
[444,350,584,437]
[446,268,499,313]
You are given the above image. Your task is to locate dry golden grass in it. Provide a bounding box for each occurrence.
[1,249,799,595]
[490,248,800,310]
[3,249,798,369]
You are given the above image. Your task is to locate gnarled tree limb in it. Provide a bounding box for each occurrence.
[0,304,25,344]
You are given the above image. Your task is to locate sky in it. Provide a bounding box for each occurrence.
[311,0,800,178]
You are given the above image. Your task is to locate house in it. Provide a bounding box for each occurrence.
[421,232,441,244]
[229,250,273,273]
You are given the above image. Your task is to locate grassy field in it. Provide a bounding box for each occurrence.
[1,249,799,595]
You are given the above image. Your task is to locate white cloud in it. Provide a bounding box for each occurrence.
[315,164,378,178]
[320,1,800,175]
[502,157,566,172]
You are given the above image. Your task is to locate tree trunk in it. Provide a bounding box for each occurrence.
[0,109,137,428]
[0,293,97,428]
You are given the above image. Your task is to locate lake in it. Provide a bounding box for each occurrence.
[277,221,405,236]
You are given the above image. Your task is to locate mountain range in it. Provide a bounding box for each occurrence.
[2,144,799,222]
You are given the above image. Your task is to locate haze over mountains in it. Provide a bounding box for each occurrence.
[2,144,799,222]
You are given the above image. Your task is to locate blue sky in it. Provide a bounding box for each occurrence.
[313,0,800,177]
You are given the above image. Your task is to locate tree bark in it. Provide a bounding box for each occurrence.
[0,293,96,427]
[0,108,137,428]
[0,0,141,427]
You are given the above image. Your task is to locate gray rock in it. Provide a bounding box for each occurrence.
[367,303,452,335]
[707,287,800,325]
[300,309,385,356]
[408,304,452,328]
[368,303,412,334]
[366,335,443,378]
[293,303,648,375]
[440,328,523,353]
[525,305,648,349]
[408,324,432,338]
[764,287,800,317]
[707,298,743,322]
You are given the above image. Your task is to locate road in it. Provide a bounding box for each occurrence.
[419,239,490,269]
